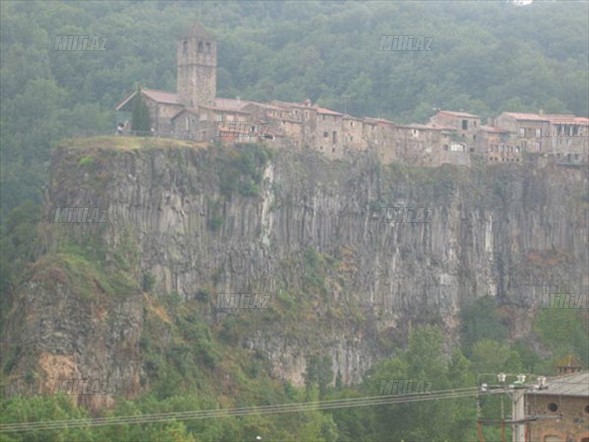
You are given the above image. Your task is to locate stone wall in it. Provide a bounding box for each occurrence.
[527,394,589,442]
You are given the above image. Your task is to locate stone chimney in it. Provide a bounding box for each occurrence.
[556,354,583,374]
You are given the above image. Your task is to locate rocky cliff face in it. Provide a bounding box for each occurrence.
[2,138,587,409]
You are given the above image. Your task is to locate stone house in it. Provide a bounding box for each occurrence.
[429,110,481,147]
[270,100,318,149]
[342,115,365,152]
[494,112,589,163]
[393,124,469,167]
[316,106,344,159]
[543,116,589,164]
[476,125,520,162]
[526,370,588,442]
[115,88,183,135]
[115,22,588,168]
[116,23,269,144]
[495,112,551,154]
[371,119,397,164]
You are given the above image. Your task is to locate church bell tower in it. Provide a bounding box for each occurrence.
[177,23,217,108]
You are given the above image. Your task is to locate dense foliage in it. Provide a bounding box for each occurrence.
[1,1,588,440]
[131,88,151,133]
[1,0,588,222]
[2,230,587,440]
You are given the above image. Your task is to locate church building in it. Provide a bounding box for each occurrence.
[115,23,266,142]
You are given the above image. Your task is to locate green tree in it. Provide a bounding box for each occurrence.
[131,87,151,133]
[470,339,523,374]
[460,296,508,356]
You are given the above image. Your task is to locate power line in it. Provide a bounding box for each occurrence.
[1,387,492,433]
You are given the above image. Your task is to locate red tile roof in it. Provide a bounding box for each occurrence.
[115,88,180,110]
[403,123,449,131]
[502,112,549,122]
[544,114,578,123]
[214,97,254,111]
[243,102,286,112]
[143,88,180,105]
[438,110,480,119]
[171,108,199,120]
[502,112,588,124]
[270,100,312,109]
[374,118,395,125]
[316,106,342,116]
[199,104,251,115]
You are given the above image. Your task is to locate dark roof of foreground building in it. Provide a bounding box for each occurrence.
[526,371,589,398]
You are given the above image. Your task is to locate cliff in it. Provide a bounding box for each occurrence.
[2,136,587,410]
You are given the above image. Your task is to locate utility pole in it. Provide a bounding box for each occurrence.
[478,373,553,442]
[511,386,526,442]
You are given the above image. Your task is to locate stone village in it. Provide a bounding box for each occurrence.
[115,23,589,168]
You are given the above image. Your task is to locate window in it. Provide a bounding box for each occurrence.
[198,41,204,52]
[535,128,542,137]
[519,127,525,137]
[324,132,329,138]
[183,40,188,55]
[332,131,337,144]
[185,116,190,130]
[462,120,468,130]
[205,42,211,53]
[547,402,559,412]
